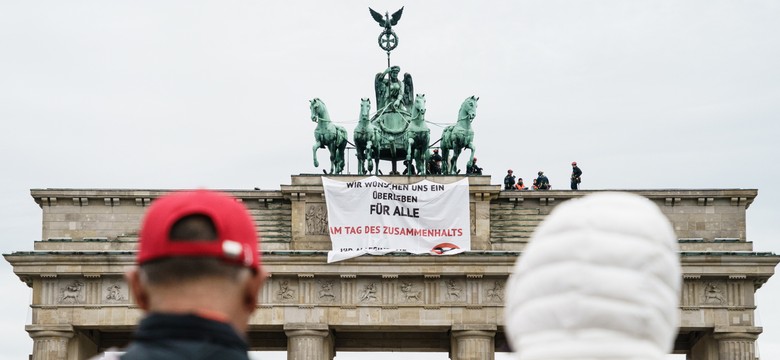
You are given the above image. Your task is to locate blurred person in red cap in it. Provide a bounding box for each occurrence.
[95,190,266,360]
[571,161,583,190]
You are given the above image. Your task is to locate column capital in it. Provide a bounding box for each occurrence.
[27,325,74,360]
[713,332,760,341]
[451,324,496,360]
[284,322,330,334]
[26,324,75,339]
[452,324,497,338]
[284,323,333,360]
[452,324,497,332]
[713,326,762,339]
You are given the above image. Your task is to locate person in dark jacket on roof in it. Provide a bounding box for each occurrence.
[93,190,267,360]
[571,161,583,190]
[504,169,516,190]
[536,171,550,190]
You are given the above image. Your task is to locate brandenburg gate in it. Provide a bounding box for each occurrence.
[4,175,778,359]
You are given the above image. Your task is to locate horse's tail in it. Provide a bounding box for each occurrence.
[337,126,348,149]
[441,125,454,149]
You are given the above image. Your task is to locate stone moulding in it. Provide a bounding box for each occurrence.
[6,251,778,311]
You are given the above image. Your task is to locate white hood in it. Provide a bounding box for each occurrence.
[505,192,681,360]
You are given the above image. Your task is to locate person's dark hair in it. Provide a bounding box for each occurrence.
[169,214,217,241]
[139,214,247,286]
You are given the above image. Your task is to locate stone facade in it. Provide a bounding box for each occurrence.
[4,175,778,359]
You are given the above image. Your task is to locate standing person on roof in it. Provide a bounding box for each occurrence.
[429,149,443,175]
[504,169,516,190]
[571,161,583,190]
[535,171,550,190]
[93,190,267,360]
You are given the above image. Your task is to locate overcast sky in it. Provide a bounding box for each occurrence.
[1,1,778,359]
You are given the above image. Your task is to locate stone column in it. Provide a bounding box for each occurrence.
[284,323,333,360]
[451,324,496,360]
[713,332,759,360]
[26,324,74,360]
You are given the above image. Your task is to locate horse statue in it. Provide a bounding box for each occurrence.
[440,96,479,175]
[353,98,380,175]
[405,94,429,175]
[310,98,348,174]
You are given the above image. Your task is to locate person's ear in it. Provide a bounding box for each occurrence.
[126,268,150,311]
[243,268,267,313]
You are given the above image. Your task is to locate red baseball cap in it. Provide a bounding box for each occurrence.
[137,190,260,270]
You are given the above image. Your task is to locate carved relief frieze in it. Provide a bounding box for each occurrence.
[316,279,338,303]
[58,280,85,304]
[703,281,727,305]
[399,281,422,303]
[264,275,511,307]
[444,279,464,302]
[359,282,379,303]
[305,203,328,235]
[485,280,504,303]
[102,281,127,304]
[276,279,297,303]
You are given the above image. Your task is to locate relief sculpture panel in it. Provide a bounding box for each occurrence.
[485,280,504,303]
[359,282,379,303]
[276,279,297,303]
[444,279,464,302]
[703,281,726,305]
[102,279,128,304]
[399,281,422,303]
[305,203,328,235]
[317,279,338,303]
[58,279,85,304]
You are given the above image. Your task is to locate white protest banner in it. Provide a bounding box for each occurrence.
[323,176,470,263]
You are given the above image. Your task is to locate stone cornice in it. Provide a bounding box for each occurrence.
[32,187,758,208]
[30,188,286,208]
[6,251,778,280]
[498,189,757,208]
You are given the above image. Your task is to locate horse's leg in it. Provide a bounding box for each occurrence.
[373,144,380,175]
[338,128,347,174]
[328,144,336,174]
[406,137,414,175]
[451,147,461,175]
[390,143,398,175]
[356,141,365,175]
[440,147,447,175]
[419,133,430,175]
[420,148,430,176]
[312,141,321,168]
[365,141,373,173]
[338,142,347,174]
[467,142,476,169]
[406,137,413,163]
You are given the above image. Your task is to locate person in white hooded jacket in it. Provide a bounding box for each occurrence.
[505,192,681,360]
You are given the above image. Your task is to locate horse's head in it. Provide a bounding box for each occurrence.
[459,95,479,122]
[360,98,371,121]
[415,94,426,114]
[411,93,426,120]
[309,98,328,123]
